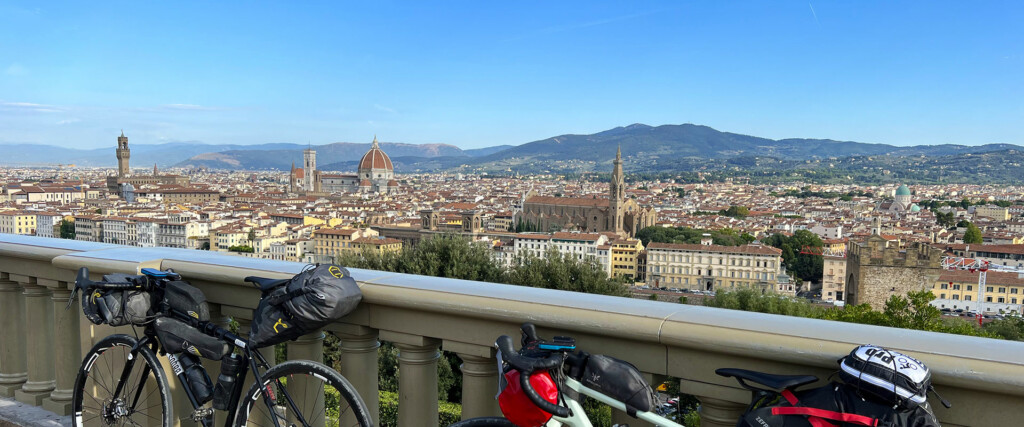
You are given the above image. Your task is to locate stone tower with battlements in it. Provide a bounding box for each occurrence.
[608,146,625,235]
[845,234,943,309]
[116,130,130,177]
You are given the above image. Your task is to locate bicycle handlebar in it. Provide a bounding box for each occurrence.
[495,329,571,418]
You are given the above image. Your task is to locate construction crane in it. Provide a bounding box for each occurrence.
[799,246,846,258]
[941,256,1024,318]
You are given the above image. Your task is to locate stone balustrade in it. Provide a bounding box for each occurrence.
[0,234,1023,426]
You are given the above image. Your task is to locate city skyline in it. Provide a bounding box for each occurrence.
[1,1,1022,149]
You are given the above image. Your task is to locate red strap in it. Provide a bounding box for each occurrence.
[772,407,879,426]
[778,390,878,427]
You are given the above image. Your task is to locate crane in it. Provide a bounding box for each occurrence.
[941,256,1024,318]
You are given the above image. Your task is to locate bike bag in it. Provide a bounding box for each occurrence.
[738,382,939,427]
[164,280,210,322]
[838,345,930,409]
[580,354,656,415]
[154,317,230,360]
[81,273,153,327]
[249,264,361,348]
[498,369,558,427]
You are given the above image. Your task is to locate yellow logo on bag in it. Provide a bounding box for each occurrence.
[328,266,344,278]
[188,311,199,319]
[188,346,201,357]
[273,318,288,333]
[91,291,102,303]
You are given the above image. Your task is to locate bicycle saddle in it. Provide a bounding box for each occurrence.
[716,368,818,391]
[244,276,289,290]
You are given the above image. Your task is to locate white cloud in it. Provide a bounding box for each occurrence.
[57,118,80,125]
[160,103,220,111]
[0,101,63,113]
[374,104,397,114]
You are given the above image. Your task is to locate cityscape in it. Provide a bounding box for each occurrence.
[1,2,1022,427]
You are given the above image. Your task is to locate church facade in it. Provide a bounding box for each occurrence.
[289,136,399,195]
[105,130,190,194]
[519,147,657,238]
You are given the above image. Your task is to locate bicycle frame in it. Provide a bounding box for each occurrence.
[545,377,685,427]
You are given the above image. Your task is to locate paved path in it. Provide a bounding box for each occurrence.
[0,398,69,427]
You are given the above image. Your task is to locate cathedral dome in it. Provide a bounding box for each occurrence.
[895,185,911,196]
[358,136,393,171]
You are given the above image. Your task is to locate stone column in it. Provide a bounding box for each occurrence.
[0,275,27,397]
[698,396,747,427]
[15,279,55,406]
[337,329,381,425]
[288,331,326,427]
[458,353,501,420]
[42,286,79,415]
[394,338,441,427]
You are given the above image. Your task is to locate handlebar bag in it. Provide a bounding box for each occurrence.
[81,273,153,326]
[164,280,211,322]
[154,317,231,360]
[498,369,558,427]
[249,264,362,348]
[580,354,656,414]
[838,345,930,409]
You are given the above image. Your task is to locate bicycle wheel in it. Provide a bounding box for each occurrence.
[235,359,373,427]
[448,417,517,426]
[72,334,173,426]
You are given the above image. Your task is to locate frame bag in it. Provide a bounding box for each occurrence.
[154,317,231,360]
[249,264,362,348]
[580,354,656,415]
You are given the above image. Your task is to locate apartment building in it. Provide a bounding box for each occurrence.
[974,205,1010,221]
[931,270,1023,314]
[610,238,644,280]
[35,212,65,238]
[0,211,37,235]
[74,215,103,242]
[646,242,783,293]
[313,227,379,260]
[822,255,846,302]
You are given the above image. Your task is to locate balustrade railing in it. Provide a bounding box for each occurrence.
[0,234,1022,426]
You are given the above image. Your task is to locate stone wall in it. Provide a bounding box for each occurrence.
[846,235,942,309]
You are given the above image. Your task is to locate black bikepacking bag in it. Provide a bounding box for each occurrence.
[838,345,931,409]
[154,317,231,360]
[249,264,362,348]
[738,382,940,427]
[580,354,656,414]
[164,280,210,322]
[82,273,153,327]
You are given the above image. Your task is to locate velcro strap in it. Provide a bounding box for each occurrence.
[771,407,878,426]
[265,287,312,306]
[779,389,878,427]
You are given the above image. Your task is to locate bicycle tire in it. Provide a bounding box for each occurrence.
[235,359,374,427]
[71,334,173,427]
[449,417,518,427]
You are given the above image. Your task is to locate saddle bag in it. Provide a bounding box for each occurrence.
[838,345,931,409]
[154,317,231,360]
[580,354,656,414]
[164,280,210,322]
[249,264,362,348]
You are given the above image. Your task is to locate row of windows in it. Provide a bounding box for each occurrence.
[651,253,774,268]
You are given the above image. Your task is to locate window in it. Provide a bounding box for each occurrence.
[940,293,945,299]
[998,297,1005,303]
[953,284,961,290]
[940,283,948,289]
[987,287,994,293]
[967,285,973,291]
[998,287,1006,293]
[1012,288,1019,294]
[966,295,972,301]
[953,295,960,300]
[986,297,993,302]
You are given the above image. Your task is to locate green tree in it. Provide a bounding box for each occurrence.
[955,219,971,228]
[247,228,257,245]
[59,220,75,239]
[764,231,823,282]
[934,211,955,228]
[720,205,750,218]
[963,222,983,244]
[508,249,629,297]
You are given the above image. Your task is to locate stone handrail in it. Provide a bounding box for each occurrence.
[0,234,1022,426]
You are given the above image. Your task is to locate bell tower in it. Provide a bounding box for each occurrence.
[609,145,625,234]
[116,130,130,177]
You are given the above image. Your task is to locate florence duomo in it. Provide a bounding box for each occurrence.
[288,136,400,195]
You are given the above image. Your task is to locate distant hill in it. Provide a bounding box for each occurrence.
[176,142,465,170]
[0,142,303,168]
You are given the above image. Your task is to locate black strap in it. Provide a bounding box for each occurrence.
[265,286,313,307]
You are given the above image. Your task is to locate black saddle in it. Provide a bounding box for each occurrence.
[716,368,819,391]
[244,276,289,291]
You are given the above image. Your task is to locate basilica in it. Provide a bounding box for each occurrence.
[289,136,399,195]
[519,147,657,238]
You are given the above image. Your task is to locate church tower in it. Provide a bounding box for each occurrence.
[303,147,316,192]
[116,130,130,177]
[609,145,625,234]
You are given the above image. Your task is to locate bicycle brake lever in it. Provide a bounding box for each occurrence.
[65,286,79,311]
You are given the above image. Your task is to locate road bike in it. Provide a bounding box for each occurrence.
[69,267,373,427]
[451,323,826,427]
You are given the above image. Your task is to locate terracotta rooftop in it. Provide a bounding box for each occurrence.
[525,195,609,208]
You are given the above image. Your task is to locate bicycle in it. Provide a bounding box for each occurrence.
[68,267,374,427]
[451,323,826,427]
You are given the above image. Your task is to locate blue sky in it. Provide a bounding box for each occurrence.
[1,1,1021,149]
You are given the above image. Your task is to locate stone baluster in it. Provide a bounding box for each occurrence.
[334,326,381,425]
[288,330,326,427]
[383,331,441,427]
[698,396,747,427]
[14,275,55,406]
[0,273,27,397]
[447,343,500,420]
[42,283,80,415]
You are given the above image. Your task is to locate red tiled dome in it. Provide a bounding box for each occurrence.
[358,137,393,171]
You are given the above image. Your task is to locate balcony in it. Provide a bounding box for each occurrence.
[0,234,1022,426]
